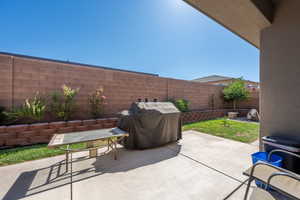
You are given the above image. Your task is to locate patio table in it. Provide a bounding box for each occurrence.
[48,127,129,171]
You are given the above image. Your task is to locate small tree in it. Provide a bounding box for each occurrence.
[223,78,250,111]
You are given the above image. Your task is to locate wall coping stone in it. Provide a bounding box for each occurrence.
[49,121,67,126]
[0,126,7,133]
[6,124,29,132]
[29,123,49,129]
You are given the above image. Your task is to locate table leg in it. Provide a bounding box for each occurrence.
[66,150,69,172]
[113,139,117,160]
[89,149,97,157]
[87,141,98,158]
[107,138,117,160]
[107,139,110,151]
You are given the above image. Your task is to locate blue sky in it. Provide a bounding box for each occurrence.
[0,0,259,82]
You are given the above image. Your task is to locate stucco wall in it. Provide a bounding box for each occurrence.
[260,0,300,145]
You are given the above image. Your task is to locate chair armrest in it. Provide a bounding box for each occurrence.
[268,149,300,162]
[248,161,283,178]
[266,172,300,199]
[267,171,300,187]
[244,162,300,200]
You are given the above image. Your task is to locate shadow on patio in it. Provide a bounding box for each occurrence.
[2,144,181,200]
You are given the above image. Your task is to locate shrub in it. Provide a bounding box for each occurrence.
[169,99,189,112]
[223,78,250,110]
[5,93,46,123]
[88,87,106,118]
[50,85,79,121]
[0,106,7,124]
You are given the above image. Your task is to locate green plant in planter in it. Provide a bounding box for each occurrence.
[50,85,79,121]
[5,93,46,123]
[0,106,7,124]
[221,117,230,127]
[169,98,189,112]
[223,78,250,111]
[88,87,106,119]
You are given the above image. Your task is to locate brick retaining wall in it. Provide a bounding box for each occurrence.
[0,109,253,148]
[0,118,118,148]
[181,109,251,124]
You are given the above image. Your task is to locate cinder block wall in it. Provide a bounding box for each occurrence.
[0,53,258,120]
[0,55,13,108]
[223,90,259,110]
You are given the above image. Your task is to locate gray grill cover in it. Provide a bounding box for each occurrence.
[118,102,182,149]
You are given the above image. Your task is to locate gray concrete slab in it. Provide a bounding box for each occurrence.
[0,131,258,200]
[72,147,246,200]
[250,140,259,146]
[168,131,258,181]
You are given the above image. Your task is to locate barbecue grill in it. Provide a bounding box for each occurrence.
[118,102,182,149]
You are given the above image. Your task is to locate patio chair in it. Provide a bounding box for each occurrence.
[248,187,275,200]
[243,161,300,200]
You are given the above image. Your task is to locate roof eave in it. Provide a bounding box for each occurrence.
[183,0,274,49]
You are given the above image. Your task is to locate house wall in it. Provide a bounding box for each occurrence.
[260,0,300,147]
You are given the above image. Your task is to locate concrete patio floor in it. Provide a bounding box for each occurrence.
[0,131,258,200]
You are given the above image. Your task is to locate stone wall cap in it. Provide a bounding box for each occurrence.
[82,119,96,122]
[7,124,29,128]
[30,122,49,126]
[49,121,67,125]
[68,120,82,123]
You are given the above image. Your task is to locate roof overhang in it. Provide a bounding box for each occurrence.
[183,0,274,48]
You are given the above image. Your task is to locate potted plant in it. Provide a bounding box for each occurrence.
[223,78,250,119]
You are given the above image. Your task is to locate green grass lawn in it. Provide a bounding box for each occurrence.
[0,143,86,166]
[183,118,259,143]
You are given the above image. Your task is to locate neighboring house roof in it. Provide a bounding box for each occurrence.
[192,75,234,83]
[192,75,259,85]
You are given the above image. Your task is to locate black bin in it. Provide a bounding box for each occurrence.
[262,136,300,174]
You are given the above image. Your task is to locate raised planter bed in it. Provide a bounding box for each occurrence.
[0,109,251,148]
[0,117,119,148]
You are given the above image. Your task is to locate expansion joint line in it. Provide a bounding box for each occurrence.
[166,146,252,199]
